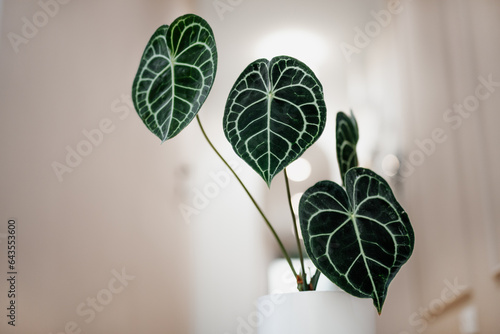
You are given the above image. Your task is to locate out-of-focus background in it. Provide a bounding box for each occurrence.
[0,0,499,333]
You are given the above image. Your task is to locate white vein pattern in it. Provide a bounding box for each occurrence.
[224,56,326,185]
[132,14,217,141]
[299,167,414,312]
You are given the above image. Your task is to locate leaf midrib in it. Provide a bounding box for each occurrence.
[164,44,175,142]
[266,90,273,184]
[350,212,379,306]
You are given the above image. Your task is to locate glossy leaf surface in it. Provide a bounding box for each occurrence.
[224,56,326,186]
[132,14,217,142]
[336,111,359,184]
[299,168,414,313]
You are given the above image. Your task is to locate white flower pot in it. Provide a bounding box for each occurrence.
[256,290,376,334]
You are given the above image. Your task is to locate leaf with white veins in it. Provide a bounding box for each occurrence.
[299,167,414,313]
[336,111,359,184]
[223,56,326,186]
[132,14,217,142]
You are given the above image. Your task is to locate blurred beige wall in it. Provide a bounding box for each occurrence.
[0,1,196,333]
[391,1,500,333]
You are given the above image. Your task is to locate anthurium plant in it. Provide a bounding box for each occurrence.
[131,13,414,314]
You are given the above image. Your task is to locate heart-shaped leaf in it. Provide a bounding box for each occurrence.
[132,14,217,142]
[223,56,326,186]
[336,111,359,184]
[299,167,414,313]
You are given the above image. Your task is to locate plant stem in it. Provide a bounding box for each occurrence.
[284,168,307,290]
[195,115,297,277]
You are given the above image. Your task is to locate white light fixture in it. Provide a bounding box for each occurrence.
[287,158,312,182]
[381,154,400,176]
[255,29,329,71]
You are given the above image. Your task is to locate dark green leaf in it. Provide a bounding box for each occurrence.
[223,56,326,186]
[132,14,217,142]
[336,111,359,184]
[299,168,414,313]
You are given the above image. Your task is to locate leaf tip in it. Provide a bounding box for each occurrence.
[373,294,386,315]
